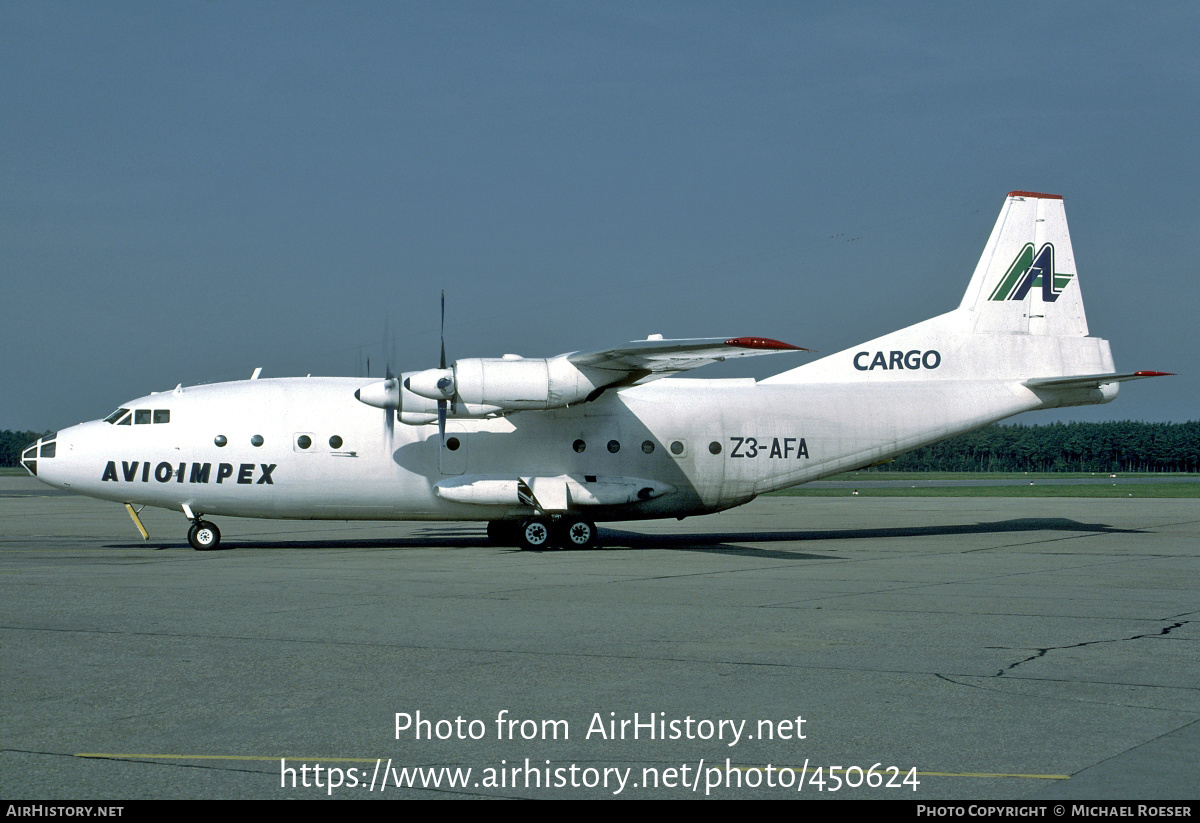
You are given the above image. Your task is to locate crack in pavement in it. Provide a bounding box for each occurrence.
[994,620,1191,677]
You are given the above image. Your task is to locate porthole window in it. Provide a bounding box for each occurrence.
[297,435,312,449]
[641,440,655,454]
[607,440,620,453]
[214,435,227,447]
[445,436,461,451]
[573,439,586,453]
[670,440,685,455]
[709,441,722,455]
[251,435,264,447]
[329,435,343,449]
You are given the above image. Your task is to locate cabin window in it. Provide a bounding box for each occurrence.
[214,435,227,447]
[40,442,56,458]
[709,441,722,455]
[607,440,620,453]
[134,410,152,424]
[445,437,461,451]
[104,408,129,424]
[251,435,264,447]
[641,440,655,454]
[573,439,586,453]
[297,435,312,449]
[670,440,685,455]
[153,409,170,424]
[329,435,343,449]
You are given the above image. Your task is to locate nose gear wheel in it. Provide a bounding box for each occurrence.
[187,520,221,551]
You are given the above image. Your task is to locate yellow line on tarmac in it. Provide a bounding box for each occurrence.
[76,754,376,763]
[75,754,1070,779]
[728,766,1069,780]
[915,770,1069,779]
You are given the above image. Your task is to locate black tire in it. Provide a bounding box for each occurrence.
[189,520,221,551]
[517,518,552,551]
[559,517,598,549]
[486,520,520,546]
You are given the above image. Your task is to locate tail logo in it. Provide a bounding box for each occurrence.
[989,243,1074,303]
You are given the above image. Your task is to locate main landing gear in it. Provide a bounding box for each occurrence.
[187,518,221,551]
[488,516,600,551]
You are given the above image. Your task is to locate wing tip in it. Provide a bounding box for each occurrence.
[724,336,811,352]
[1133,370,1174,377]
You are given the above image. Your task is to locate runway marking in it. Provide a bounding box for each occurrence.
[73,753,1070,779]
[76,754,377,762]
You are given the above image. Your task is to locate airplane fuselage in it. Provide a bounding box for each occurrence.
[24,192,1164,550]
[31,359,1094,525]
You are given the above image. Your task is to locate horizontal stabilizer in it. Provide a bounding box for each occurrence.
[1024,371,1173,390]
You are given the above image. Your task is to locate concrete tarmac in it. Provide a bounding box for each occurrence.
[2,476,1197,800]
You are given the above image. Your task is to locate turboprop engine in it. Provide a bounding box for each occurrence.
[354,375,503,424]
[403,354,608,412]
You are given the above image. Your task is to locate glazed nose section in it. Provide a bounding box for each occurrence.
[19,433,57,477]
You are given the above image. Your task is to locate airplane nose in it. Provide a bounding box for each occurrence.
[20,431,62,481]
[19,439,40,476]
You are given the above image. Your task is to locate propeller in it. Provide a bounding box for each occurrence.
[437,291,448,446]
[383,320,395,444]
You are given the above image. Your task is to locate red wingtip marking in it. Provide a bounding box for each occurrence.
[1008,190,1064,200]
[724,337,810,351]
[1133,371,1174,377]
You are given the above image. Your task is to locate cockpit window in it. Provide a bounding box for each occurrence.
[104,408,130,425]
[108,407,169,425]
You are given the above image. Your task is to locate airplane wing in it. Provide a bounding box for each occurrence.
[568,336,810,383]
[372,335,812,416]
[1024,371,1173,390]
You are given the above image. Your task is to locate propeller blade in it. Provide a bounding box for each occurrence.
[439,290,446,370]
[383,319,393,380]
[438,291,447,445]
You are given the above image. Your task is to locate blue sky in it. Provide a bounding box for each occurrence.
[3,2,1196,430]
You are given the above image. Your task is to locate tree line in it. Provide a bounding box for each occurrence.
[2,421,1197,472]
[870,421,1199,473]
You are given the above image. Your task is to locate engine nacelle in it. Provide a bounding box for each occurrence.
[354,376,502,424]
[405,356,604,411]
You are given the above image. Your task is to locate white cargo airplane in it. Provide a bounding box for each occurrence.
[23,192,1168,551]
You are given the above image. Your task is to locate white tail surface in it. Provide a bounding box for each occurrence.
[958,191,1088,337]
[766,191,1113,387]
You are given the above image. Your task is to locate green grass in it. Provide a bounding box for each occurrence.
[0,466,30,476]
[771,483,1199,498]
[826,470,1193,481]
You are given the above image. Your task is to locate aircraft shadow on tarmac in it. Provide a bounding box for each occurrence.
[110,517,1146,561]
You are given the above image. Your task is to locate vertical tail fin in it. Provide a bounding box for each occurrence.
[958,191,1089,337]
